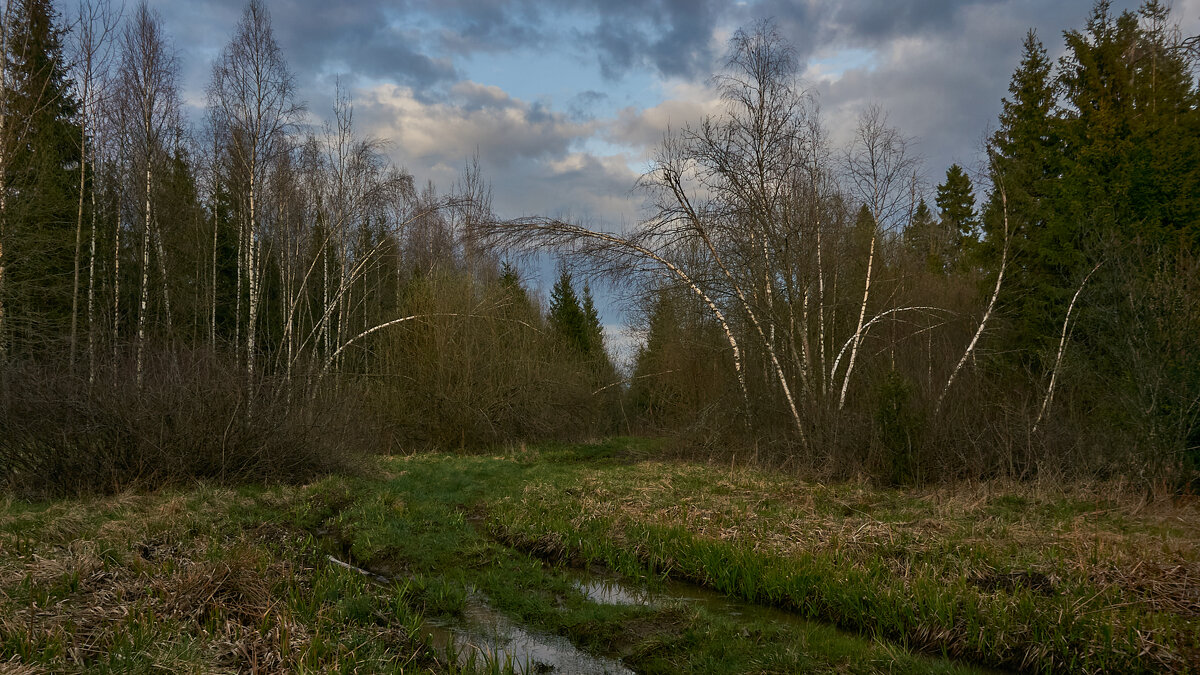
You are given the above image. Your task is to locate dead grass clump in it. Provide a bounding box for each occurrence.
[158,552,275,626]
[0,530,315,672]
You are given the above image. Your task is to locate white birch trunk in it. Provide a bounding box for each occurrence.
[234,205,243,363]
[87,171,97,385]
[72,99,87,366]
[816,220,827,395]
[247,180,258,378]
[1033,261,1102,433]
[936,188,1011,414]
[136,166,152,389]
[838,233,876,409]
[153,219,171,331]
[210,188,218,347]
[112,203,120,365]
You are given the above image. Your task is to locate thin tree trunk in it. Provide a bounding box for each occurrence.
[210,186,218,347]
[321,236,329,359]
[937,186,1011,414]
[153,218,171,331]
[1033,261,1102,433]
[71,104,87,366]
[247,180,257,378]
[0,1,9,363]
[816,220,827,395]
[112,201,120,366]
[87,157,98,385]
[838,233,876,409]
[234,205,243,363]
[136,166,152,389]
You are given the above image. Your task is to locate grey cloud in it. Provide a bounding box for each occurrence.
[567,90,609,121]
[353,82,595,174]
[809,1,1112,195]
[427,0,546,54]
[829,0,988,43]
[580,0,726,80]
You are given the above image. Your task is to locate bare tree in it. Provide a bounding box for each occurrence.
[473,22,840,443]
[68,0,121,380]
[838,105,920,409]
[0,0,17,361]
[113,1,181,387]
[207,0,303,380]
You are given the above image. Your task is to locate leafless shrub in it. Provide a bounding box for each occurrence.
[0,347,381,497]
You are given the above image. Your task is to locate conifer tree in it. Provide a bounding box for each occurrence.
[0,0,81,359]
[547,266,588,355]
[903,198,942,274]
[982,29,1059,363]
[935,163,977,269]
[581,282,603,356]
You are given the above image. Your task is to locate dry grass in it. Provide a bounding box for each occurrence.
[486,447,1200,672]
[0,485,429,674]
[560,461,1200,621]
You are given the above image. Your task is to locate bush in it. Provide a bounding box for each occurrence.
[0,348,382,498]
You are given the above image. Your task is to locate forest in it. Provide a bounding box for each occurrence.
[0,0,1196,496]
[0,1,1198,672]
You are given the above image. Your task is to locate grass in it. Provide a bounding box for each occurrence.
[0,486,437,673]
[1,437,1195,673]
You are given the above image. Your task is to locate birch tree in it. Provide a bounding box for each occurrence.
[114,2,181,387]
[0,0,11,362]
[838,105,919,409]
[207,0,302,379]
[68,0,120,379]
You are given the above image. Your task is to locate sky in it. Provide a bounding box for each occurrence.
[137,0,1200,357]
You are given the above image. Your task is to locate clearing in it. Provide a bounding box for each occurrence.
[1,438,1196,673]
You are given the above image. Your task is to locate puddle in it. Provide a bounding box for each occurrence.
[421,594,634,675]
[326,554,631,673]
[572,568,818,627]
[572,574,654,606]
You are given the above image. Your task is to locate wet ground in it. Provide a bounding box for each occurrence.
[417,565,845,674]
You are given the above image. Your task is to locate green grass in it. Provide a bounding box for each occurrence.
[2,438,1195,673]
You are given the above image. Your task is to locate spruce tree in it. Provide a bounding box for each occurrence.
[547,267,588,355]
[935,163,977,269]
[1,0,81,359]
[581,282,604,356]
[903,199,943,274]
[982,29,1059,364]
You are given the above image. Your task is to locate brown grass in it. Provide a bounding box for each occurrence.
[551,460,1200,633]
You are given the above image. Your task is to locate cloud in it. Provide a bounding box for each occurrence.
[576,0,726,80]
[567,90,610,121]
[350,81,641,222]
[607,82,723,150]
[356,81,592,166]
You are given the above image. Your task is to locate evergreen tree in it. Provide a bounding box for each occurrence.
[903,198,943,274]
[1058,0,1199,251]
[935,163,978,269]
[581,282,604,356]
[547,267,589,355]
[982,29,1060,363]
[1,0,81,358]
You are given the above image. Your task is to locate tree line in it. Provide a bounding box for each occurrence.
[0,0,1196,494]
[484,2,1199,487]
[0,0,618,495]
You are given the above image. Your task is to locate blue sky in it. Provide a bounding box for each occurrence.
[135,0,1200,360]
